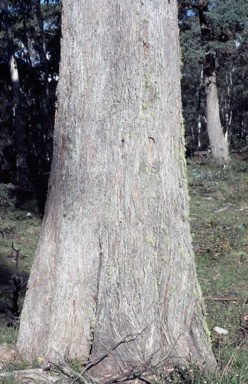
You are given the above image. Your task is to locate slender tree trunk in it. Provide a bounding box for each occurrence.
[17,0,216,379]
[224,70,233,142]
[205,70,230,165]
[36,0,50,112]
[198,1,230,165]
[22,18,32,69]
[2,0,27,179]
[197,65,204,149]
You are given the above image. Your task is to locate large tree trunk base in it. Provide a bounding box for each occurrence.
[17,0,216,377]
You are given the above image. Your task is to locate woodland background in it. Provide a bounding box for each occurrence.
[0,0,247,202]
[0,1,248,383]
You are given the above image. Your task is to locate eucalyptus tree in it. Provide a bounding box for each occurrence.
[179,0,248,162]
[17,0,216,380]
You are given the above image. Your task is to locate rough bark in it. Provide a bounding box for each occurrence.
[17,0,216,379]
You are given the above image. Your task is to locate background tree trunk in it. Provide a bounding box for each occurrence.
[36,0,50,113]
[2,0,27,180]
[205,70,230,165]
[17,0,216,378]
[198,1,230,165]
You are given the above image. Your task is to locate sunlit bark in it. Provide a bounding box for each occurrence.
[18,0,216,379]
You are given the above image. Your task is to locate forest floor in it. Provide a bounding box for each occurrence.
[0,152,247,383]
[187,152,248,383]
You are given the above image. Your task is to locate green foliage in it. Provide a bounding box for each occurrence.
[0,327,18,345]
[206,1,246,33]
[151,364,247,383]
[0,373,15,384]
[0,184,16,207]
[68,359,83,373]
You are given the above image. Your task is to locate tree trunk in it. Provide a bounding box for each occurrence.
[205,70,230,165]
[36,0,50,113]
[2,0,27,180]
[17,0,216,379]
[197,2,230,165]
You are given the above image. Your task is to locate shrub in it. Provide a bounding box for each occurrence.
[0,184,16,208]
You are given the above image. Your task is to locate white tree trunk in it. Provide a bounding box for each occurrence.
[17,0,216,379]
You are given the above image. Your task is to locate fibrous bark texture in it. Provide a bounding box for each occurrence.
[17,0,216,379]
[205,72,230,165]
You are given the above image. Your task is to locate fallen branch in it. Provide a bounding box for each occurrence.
[12,242,20,275]
[69,323,154,384]
[0,368,71,383]
[203,297,240,301]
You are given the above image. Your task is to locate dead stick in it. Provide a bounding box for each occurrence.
[70,322,154,384]
[12,243,20,275]
[203,297,239,301]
